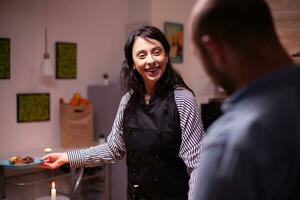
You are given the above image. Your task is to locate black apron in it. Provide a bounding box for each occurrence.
[123,90,189,200]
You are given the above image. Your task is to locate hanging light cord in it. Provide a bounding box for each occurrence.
[44,29,50,59]
[44,0,50,59]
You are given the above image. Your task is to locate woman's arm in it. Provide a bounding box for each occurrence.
[174,88,206,200]
[67,92,131,168]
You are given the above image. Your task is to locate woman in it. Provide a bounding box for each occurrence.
[41,26,205,200]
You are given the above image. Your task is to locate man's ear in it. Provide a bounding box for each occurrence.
[200,35,226,68]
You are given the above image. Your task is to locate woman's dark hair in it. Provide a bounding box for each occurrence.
[120,25,193,97]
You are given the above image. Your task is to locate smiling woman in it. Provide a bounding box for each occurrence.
[132,37,167,98]
[0,1,206,199]
[40,26,206,200]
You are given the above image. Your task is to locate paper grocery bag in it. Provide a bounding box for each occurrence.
[60,103,94,148]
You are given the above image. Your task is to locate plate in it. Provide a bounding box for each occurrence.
[0,158,43,169]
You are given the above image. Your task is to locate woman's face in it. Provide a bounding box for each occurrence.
[132,37,168,92]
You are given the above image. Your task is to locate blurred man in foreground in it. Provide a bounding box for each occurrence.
[189,0,300,199]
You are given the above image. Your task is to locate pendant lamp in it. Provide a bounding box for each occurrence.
[42,0,54,77]
[42,28,54,76]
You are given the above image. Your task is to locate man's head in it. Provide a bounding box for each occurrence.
[189,0,289,94]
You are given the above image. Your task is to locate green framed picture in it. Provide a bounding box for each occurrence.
[17,93,50,123]
[164,22,184,63]
[56,42,77,79]
[0,38,10,79]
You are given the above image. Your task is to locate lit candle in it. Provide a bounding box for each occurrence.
[51,181,56,200]
[44,147,53,153]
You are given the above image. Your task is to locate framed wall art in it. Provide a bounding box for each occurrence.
[56,42,77,79]
[164,22,183,63]
[0,38,10,79]
[17,93,50,122]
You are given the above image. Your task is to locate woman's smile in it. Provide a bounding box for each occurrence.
[145,66,160,76]
[132,36,168,93]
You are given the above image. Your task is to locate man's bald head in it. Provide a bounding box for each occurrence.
[190,0,277,53]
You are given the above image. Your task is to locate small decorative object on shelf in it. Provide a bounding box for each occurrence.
[102,73,109,86]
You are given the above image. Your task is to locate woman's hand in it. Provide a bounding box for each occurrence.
[39,152,69,169]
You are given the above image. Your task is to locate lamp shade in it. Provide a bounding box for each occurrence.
[42,28,54,77]
[42,56,54,77]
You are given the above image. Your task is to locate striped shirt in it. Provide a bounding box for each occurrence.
[67,88,205,199]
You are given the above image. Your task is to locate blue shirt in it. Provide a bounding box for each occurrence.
[193,66,300,200]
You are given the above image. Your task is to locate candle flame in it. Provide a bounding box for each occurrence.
[44,147,53,153]
[51,181,55,189]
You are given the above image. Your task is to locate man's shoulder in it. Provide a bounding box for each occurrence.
[205,102,269,148]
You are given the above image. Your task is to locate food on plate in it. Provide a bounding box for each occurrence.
[9,156,34,165]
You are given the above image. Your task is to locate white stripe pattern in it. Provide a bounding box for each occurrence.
[174,88,205,199]
[67,88,205,199]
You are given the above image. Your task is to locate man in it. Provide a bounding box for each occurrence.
[189,0,300,199]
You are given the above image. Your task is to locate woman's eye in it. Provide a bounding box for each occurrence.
[153,50,161,56]
[138,54,146,59]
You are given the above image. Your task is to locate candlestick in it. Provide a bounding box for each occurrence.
[51,181,56,200]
